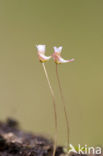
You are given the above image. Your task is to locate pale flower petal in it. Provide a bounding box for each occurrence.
[36,45,46,54]
[39,54,51,62]
[53,46,63,53]
[59,57,75,63]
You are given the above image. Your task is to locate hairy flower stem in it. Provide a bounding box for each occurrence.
[56,64,70,146]
[42,63,57,156]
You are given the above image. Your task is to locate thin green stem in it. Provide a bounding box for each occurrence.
[56,64,70,146]
[42,63,57,156]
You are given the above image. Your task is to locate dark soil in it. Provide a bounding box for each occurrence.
[0,118,64,156]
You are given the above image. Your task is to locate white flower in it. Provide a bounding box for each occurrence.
[52,46,75,64]
[36,45,51,62]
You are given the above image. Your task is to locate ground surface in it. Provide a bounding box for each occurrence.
[0,118,64,156]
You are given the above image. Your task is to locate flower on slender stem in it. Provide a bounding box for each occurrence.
[52,46,75,146]
[36,45,57,156]
[36,45,51,62]
[52,46,74,64]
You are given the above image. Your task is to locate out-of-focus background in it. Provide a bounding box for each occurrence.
[0,0,103,146]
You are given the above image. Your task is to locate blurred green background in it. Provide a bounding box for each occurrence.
[0,0,103,146]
